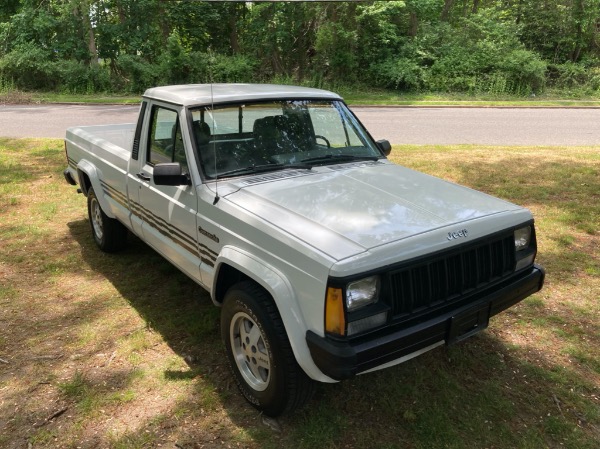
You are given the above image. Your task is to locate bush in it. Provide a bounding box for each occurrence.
[208,54,257,83]
[153,31,257,86]
[0,42,113,93]
[158,31,194,85]
[547,62,589,88]
[53,60,112,94]
[314,22,358,82]
[496,49,547,94]
[0,43,57,90]
[115,49,258,93]
[115,54,162,93]
[375,11,550,96]
[370,58,424,90]
[588,67,600,91]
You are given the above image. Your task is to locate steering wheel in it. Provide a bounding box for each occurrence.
[315,135,331,148]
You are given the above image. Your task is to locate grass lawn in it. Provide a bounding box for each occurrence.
[0,139,598,448]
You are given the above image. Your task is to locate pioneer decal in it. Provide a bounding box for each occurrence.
[198,226,220,243]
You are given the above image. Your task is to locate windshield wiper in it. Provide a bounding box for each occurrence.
[300,154,380,164]
[215,163,312,179]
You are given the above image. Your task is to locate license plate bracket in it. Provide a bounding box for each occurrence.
[446,303,491,345]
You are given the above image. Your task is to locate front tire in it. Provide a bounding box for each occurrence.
[221,280,315,416]
[87,187,127,252]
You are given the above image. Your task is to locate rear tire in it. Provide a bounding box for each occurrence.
[221,280,315,416]
[87,187,127,252]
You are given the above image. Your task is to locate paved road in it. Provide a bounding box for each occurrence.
[359,107,600,146]
[0,104,140,139]
[1,104,599,145]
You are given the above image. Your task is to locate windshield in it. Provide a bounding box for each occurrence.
[189,100,382,179]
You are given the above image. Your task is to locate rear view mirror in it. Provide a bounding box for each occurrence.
[153,163,191,186]
[376,139,392,156]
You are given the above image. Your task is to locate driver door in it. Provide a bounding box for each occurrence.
[136,105,202,281]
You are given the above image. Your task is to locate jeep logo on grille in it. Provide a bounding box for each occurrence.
[447,229,469,241]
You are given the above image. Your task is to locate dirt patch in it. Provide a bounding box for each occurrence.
[0,90,36,105]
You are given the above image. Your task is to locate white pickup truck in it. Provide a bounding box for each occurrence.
[64,84,545,416]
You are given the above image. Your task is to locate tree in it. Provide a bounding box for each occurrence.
[1,0,599,93]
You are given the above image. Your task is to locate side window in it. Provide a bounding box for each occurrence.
[148,106,189,173]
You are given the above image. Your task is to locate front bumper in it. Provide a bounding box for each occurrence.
[306,264,545,380]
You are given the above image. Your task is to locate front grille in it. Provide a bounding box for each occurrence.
[388,233,515,317]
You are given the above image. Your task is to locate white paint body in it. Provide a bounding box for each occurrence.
[64,84,537,383]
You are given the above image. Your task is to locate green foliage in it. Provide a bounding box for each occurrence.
[159,31,194,85]
[518,0,600,63]
[314,21,358,81]
[0,43,56,90]
[370,10,548,95]
[53,60,112,94]
[0,0,19,23]
[356,1,408,63]
[370,58,424,90]
[115,45,257,93]
[0,73,14,93]
[115,55,161,94]
[58,371,89,400]
[427,12,535,93]
[496,49,547,94]
[0,1,600,94]
[156,32,257,86]
[548,62,590,88]
[0,44,111,93]
[209,54,257,83]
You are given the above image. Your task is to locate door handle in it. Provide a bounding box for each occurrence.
[137,172,151,181]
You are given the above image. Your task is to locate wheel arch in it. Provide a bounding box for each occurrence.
[76,160,115,218]
[213,246,334,383]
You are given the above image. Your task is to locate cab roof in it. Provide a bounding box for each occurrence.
[142,84,342,107]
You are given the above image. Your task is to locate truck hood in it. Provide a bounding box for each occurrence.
[224,162,521,260]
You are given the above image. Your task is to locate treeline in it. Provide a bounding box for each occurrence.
[1,0,600,95]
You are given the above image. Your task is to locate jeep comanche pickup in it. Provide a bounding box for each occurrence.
[64,84,545,416]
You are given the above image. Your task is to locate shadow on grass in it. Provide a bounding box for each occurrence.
[65,214,599,449]
[65,219,264,443]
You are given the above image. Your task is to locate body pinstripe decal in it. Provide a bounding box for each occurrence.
[101,181,128,209]
[99,181,217,266]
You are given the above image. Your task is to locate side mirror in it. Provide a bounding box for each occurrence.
[153,162,191,186]
[376,139,392,156]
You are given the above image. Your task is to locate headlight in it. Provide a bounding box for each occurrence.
[514,225,536,271]
[346,276,380,311]
[514,226,532,251]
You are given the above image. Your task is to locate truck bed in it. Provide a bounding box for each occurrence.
[66,123,135,155]
[65,123,136,227]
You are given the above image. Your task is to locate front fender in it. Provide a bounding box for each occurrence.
[76,160,115,219]
[214,246,336,383]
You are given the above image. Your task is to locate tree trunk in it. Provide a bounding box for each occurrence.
[571,0,584,62]
[88,25,99,66]
[75,1,98,66]
[408,12,418,37]
[229,4,240,54]
[158,0,171,45]
[515,0,523,25]
[441,0,454,22]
